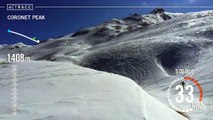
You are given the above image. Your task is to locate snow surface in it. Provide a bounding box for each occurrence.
[0,61,187,120]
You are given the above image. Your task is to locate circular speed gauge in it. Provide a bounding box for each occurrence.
[167,76,204,113]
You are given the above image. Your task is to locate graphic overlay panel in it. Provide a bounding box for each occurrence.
[168,76,205,113]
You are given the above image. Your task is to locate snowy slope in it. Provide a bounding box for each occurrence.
[77,10,213,120]
[0,61,187,120]
[0,9,181,62]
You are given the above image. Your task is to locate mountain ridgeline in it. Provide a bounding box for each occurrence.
[1,9,213,86]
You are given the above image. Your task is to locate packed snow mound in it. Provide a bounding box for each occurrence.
[0,61,187,120]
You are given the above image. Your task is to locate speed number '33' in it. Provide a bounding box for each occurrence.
[175,85,194,103]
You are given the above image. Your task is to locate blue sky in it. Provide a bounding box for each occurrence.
[0,0,213,44]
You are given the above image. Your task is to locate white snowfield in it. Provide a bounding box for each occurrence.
[0,61,187,120]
